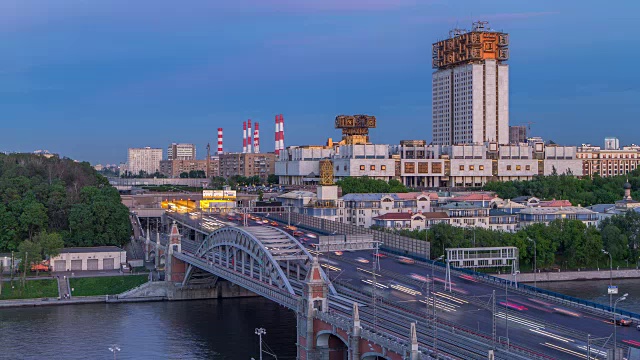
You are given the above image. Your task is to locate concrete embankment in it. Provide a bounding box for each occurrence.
[494,268,640,283]
[0,280,257,308]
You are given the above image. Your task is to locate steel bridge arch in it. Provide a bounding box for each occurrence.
[195,225,335,296]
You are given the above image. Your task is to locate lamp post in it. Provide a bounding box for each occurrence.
[433,255,444,355]
[602,249,613,308]
[108,345,121,360]
[255,328,266,360]
[528,238,537,290]
[613,293,628,360]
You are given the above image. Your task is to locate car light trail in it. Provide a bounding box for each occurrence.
[361,279,388,289]
[390,284,422,296]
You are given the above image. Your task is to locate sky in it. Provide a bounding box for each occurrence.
[1,0,639,165]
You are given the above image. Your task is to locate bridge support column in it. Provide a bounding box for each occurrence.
[155,231,160,268]
[350,303,361,360]
[297,257,329,360]
[166,221,186,283]
[145,231,150,262]
[410,322,419,360]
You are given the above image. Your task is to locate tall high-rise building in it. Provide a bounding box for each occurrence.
[127,147,163,175]
[432,21,509,145]
[167,143,196,160]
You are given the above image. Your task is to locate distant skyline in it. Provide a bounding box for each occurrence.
[1,1,639,164]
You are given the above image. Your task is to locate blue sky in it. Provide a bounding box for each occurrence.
[1,0,639,164]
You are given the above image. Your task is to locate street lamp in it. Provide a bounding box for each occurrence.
[255,328,266,360]
[108,345,121,360]
[527,237,537,290]
[602,249,613,308]
[432,254,444,355]
[613,293,628,360]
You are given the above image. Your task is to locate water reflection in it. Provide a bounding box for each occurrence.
[0,298,296,359]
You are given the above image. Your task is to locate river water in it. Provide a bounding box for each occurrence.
[536,278,640,312]
[3,279,639,359]
[0,298,296,360]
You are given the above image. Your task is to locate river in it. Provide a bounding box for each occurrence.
[0,298,296,359]
[4,279,640,359]
[536,278,640,312]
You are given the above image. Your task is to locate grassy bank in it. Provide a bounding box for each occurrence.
[69,275,147,296]
[0,279,59,300]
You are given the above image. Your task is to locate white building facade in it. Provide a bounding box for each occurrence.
[127,147,163,175]
[432,59,509,145]
[167,143,196,161]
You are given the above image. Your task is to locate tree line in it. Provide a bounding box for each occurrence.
[337,177,408,195]
[482,170,640,206]
[381,211,640,270]
[0,154,132,257]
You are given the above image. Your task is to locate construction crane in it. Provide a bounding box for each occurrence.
[522,121,536,133]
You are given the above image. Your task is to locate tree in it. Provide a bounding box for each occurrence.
[16,240,42,281]
[179,172,189,178]
[267,174,278,185]
[601,224,628,261]
[35,231,64,260]
[18,195,48,241]
[0,204,18,251]
[210,176,226,189]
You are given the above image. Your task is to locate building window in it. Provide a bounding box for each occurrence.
[459,165,464,171]
[507,165,512,170]
[360,165,365,171]
[525,165,531,171]
[370,165,375,171]
[479,165,484,171]
[469,165,474,171]
[381,165,386,171]
[516,165,521,171]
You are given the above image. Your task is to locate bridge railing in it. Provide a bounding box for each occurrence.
[266,211,430,259]
[419,256,640,321]
[173,251,299,310]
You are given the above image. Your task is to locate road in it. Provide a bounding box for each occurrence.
[192,211,640,359]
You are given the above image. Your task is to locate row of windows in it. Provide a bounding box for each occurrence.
[358,165,387,171]
[506,165,531,171]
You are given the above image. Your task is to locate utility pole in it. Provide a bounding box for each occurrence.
[492,290,496,350]
[372,241,381,331]
[22,251,28,288]
[10,251,14,288]
[255,328,266,360]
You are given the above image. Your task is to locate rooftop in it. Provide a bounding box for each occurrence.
[60,246,124,254]
[519,206,595,215]
[539,199,572,207]
[277,191,317,199]
[451,193,497,202]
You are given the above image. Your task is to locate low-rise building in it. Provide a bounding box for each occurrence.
[342,192,432,228]
[50,246,127,272]
[160,159,210,178]
[577,140,640,178]
[517,206,598,228]
[441,202,490,229]
[219,152,276,181]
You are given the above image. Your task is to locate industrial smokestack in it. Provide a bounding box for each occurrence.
[217,128,223,155]
[247,119,252,154]
[242,121,247,153]
[254,122,260,153]
[279,114,285,154]
[274,115,280,155]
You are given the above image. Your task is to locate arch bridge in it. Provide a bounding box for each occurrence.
[173,225,336,309]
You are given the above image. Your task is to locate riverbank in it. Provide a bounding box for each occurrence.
[494,268,640,282]
[0,294,169,308]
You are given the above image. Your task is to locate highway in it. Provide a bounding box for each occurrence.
[189,211,640,359]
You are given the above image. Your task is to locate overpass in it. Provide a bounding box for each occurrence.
[158,210,639,360]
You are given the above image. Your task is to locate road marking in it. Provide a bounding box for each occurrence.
[494,313,544,329]
[529,328,574,343]
[433,291,468,304]
[576,345,607,357]
[321,264,341,272]
[541,342,589,359]
[418,298,459,312]
[390,284,422,296]
[357,267,382,277]
[361,279,389,289]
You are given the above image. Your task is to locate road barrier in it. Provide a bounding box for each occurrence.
[267,211,430,259]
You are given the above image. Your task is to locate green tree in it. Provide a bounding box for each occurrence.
[601,224,628,261]
[35,231,64,260]
[16,240,43,281]
[0,204,18,251]
[267,174,278,185]
[179,172,189,178]
[210,176,226,189]
[18,196,48,241]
